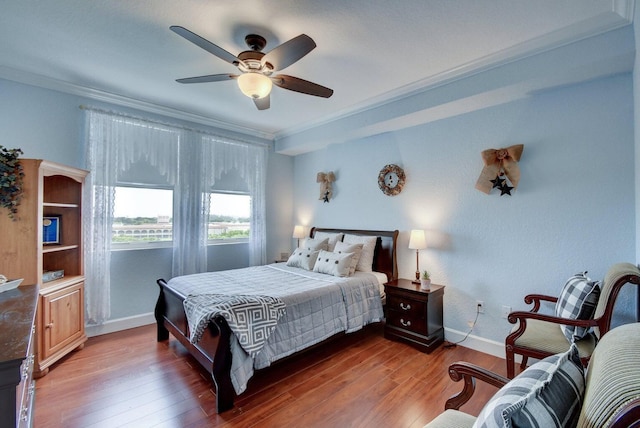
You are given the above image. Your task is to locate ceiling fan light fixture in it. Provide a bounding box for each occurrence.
[237,72,272,99]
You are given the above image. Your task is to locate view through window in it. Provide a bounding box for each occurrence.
[112,187,250,247]
[208,193,251,240]
[112,187,173,246]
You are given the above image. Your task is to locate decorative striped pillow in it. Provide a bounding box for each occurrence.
[555,272,601,342]
[473,344,585,428]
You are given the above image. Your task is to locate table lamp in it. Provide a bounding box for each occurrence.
[408,229,427,284]
[292,225,305,247]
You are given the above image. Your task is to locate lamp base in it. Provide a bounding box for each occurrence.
[411,279,421,285]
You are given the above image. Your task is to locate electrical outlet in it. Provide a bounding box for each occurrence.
[476,300,484,314]
[502,305,512,319]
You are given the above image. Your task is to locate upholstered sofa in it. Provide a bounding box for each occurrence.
[425,322,640,427]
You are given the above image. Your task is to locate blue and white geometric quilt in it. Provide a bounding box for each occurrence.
[184,293,286,358]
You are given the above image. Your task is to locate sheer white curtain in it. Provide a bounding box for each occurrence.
[83,108,268,323]
[203,136,268,266]
[84,110,179,324]
[171,131,210,277]
[247,144,267,266]
[83,111,116,325]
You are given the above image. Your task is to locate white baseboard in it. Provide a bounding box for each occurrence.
[85,312,156,337]
[444,327,523,363]
[86,317,523,365]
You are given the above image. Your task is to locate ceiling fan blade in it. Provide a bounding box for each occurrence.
[272,75,333,98]
[262,34,316,71]
[253,95,270,110]
[176,74,237,84]
[170,26,243,67]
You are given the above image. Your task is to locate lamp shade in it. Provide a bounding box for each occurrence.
[408,229,427,250]
[237,72,272,99]
[292,225,305,239]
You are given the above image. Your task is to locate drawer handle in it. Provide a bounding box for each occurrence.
[46,322,54,329]
[400,302,411,311]
[400,318,411,327]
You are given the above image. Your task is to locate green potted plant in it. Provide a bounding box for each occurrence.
[420,269,431,290]
[0,145,25,220]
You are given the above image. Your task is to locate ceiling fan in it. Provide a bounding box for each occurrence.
[170,26,334,110]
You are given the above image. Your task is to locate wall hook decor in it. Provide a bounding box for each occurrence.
[475,144,523,196]
[317,171,335,203]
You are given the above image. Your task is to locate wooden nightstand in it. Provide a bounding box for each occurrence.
[384,278,444,353]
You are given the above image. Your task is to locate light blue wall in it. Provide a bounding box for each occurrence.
[0,79,85,167]
[293,74,636,343]
[0,78,294,321]
[109,244,250,319]
[1,67,637,348]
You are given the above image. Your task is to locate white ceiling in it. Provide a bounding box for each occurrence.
[0,1,635,154]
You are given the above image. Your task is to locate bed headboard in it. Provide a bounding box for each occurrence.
[310,227,399,282]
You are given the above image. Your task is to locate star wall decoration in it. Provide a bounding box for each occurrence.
[499,182,514,196]
[488,173,514,196]
[490,176,505,189]
[475,144,524,197]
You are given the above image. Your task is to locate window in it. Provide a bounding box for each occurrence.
[112,186,173,248]
[208,192,250,242]
[111,187,250,248]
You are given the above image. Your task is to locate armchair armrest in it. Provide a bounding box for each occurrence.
[505,310,597,351]
[507,310,597,327]
[444,362,509,410]
[523,294,557,312]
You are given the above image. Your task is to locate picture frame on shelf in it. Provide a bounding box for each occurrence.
[43,216,60,244]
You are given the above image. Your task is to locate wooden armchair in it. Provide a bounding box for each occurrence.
[505,262,640,378]
[425,323,640,427]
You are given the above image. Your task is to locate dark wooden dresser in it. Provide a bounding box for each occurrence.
[384,279,444,353]
[0,284,38,428]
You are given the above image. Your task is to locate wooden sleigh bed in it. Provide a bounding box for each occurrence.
[154,227,398,413]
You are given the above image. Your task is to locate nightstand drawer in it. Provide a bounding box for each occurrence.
[386,294,426,320]
[386,310,427,334]
[383,279,445,353]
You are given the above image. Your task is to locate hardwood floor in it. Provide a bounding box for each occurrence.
[34,323,506,427]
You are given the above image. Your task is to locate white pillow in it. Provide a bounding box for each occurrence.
[334,241,363,276]
[313,250,353,277]
[343,234,377,272]
[301,237,329,251]
[312,231,344,252]
[286,248,320,271]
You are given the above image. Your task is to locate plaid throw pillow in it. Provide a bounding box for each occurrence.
[473,344,584,428]
[554,271,601,342]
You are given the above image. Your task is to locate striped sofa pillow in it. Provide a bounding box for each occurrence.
[473,344,584,428]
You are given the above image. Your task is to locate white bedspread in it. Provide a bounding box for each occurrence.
[167,263,384,394]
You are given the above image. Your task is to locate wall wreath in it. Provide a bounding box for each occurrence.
[378,164,405,196]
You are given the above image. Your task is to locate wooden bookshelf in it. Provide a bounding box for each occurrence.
[0,159,88,377]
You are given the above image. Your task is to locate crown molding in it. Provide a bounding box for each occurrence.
[0,65,276,142]
[276,3,634,144]
[613,0,635,21]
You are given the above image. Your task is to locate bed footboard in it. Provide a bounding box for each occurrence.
[155,279,236,413]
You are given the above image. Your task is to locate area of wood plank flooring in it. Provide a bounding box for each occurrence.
[34,323,506,427]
